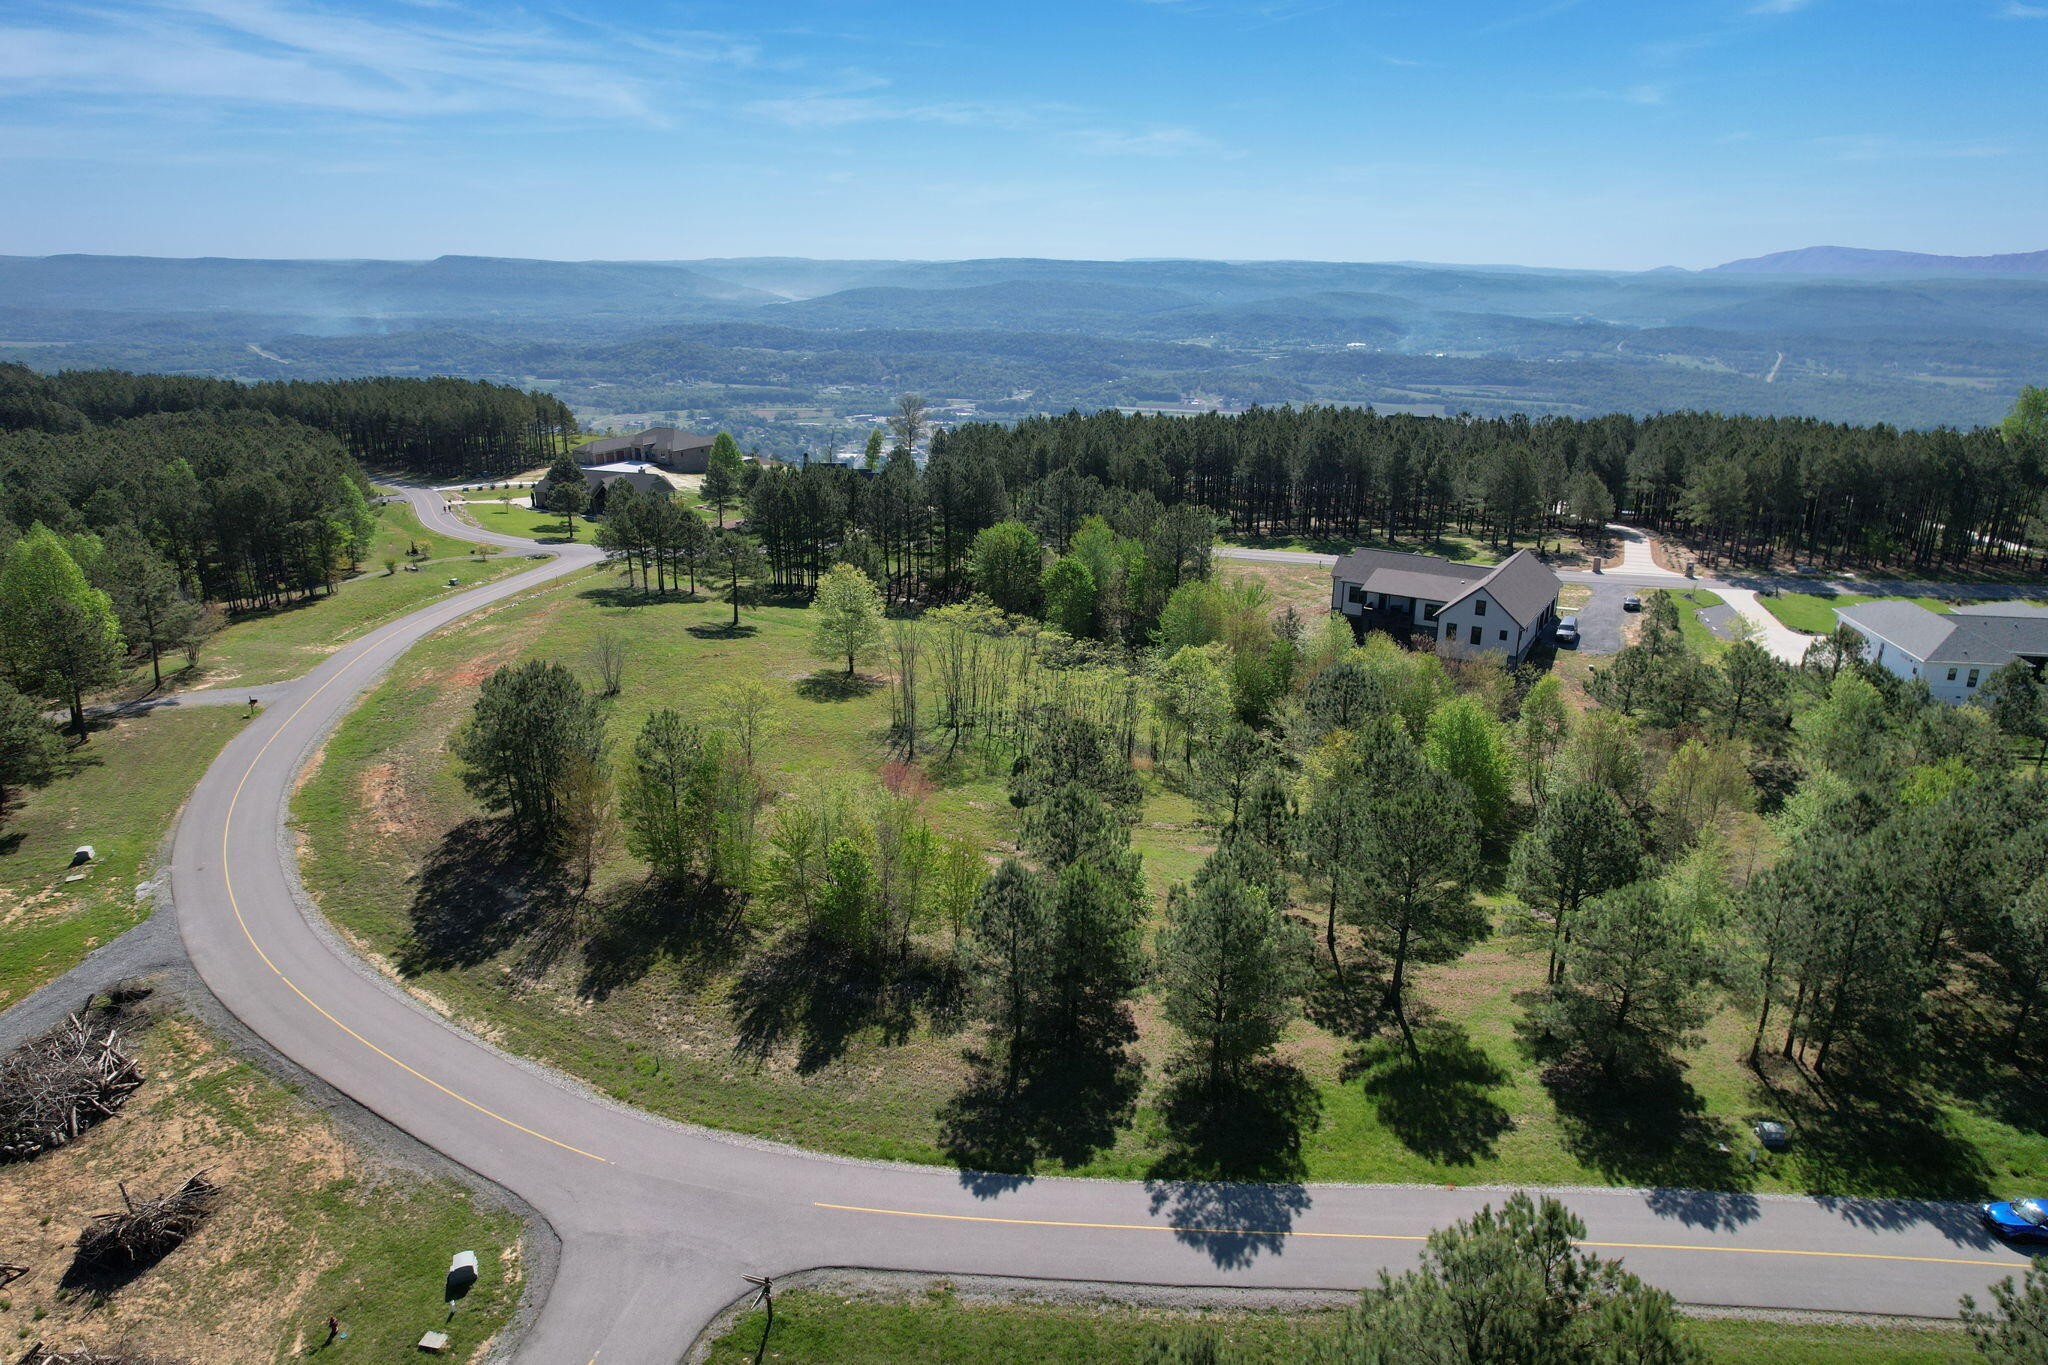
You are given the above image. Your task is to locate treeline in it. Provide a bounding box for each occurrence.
[1,364,574,477]
[0,395,374,612]
[932,400,2048,573]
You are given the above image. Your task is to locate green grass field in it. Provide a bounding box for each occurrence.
[0,708,245,1008]
[290,563,2048,1200]
[1759,593,1957,635]
[701,1290,1972,1364]
[1666,587,1729,654]
[0,1007,521,1363]
[461,497,584,542]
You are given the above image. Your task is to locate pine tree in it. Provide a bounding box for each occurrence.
[966,859,1055,1094]
[1157,854,1311,1103]
[702,432,746,526]
[1317,1193,1704,1364]
[1510,783,1643,985]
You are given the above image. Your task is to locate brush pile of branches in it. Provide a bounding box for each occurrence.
[72,1172,219,1273]
[14,1348,186,1365]
[0,1017,144,1160]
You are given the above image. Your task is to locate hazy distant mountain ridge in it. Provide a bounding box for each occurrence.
[1711,245,2048,276]
[2,251,2042,433]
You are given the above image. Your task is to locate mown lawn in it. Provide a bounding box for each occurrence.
[1759,593,1954,635]
[1668,587,1729,654]
[456,497,583,543]
[0,708,245,1008]
[0,1004,522,1364]
[700,1290,1973,1365]
[290,564,2048,1198]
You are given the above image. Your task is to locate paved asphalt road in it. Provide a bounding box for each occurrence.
[165,493,2040,1362]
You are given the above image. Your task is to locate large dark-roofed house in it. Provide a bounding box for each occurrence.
[1331,546,1561,663]
[574,426,717,473]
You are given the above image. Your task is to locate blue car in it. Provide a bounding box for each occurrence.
[1982,1198,2048,1244]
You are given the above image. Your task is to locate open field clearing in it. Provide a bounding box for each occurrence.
[291,565,2048,1196]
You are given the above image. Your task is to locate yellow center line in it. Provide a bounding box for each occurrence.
[814,1203,2013,1269]
[218,531,607,1164]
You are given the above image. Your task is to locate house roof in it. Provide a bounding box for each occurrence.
[535,467,670,498]
[1332,546,1560,628]
[1448,549,1561,629]
[1835,600,2048,665]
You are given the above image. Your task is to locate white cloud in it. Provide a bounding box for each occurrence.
[2001,2,2048,16]
[1070,126,1235,157]
[1748,0,1816,13]
[0,0,749,123]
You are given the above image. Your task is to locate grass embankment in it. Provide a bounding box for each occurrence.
[292,563,2048,1200]
[0,709,245,1008]
[0,1003,522,1363]
[110,502,528,695]
[701,1290,1971,1365]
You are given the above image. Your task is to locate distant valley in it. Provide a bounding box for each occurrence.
[3,249,2042,452]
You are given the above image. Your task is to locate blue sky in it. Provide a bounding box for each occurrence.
[1,0,2043,268]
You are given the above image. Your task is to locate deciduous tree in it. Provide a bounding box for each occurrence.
[809,562,886,677]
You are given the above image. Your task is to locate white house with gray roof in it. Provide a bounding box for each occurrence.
[1331,547,1561,663]
[1833,600,2048,704]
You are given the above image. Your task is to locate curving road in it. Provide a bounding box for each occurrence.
[168,489,2032,1362]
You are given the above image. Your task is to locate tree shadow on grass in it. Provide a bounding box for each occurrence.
[938,1014,1142,1181]
[1144,1060,1319,1269]
[1922,978,2048,1141]
[795,671,879,702]
[686,622,758,640]
[577,877,752,1002]
[1301,950,1386,1043]
[1344,1023,1513,1168]
[1539,1052,1755,1212]
[727,933,964,1074]
[1751,1054,1993,1204]
[398,819,566,976]
[577,584,704,610]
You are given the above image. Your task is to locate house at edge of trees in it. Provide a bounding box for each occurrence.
[1834,600,2048,703]
[573,426,716,473]
[1331,546,1562,664]
[531,462,673,515]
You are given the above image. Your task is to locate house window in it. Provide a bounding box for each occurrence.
[1967,668,1980,688]
[1474,600,1487,617]
[1499,630,1508,642]
[1347,584,1364,604]
[1469,625,1482,646]
[1423,602,1442,622]
[1947,668,1958,682]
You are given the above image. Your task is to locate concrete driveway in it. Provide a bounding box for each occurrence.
[1716,588,1813,663]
